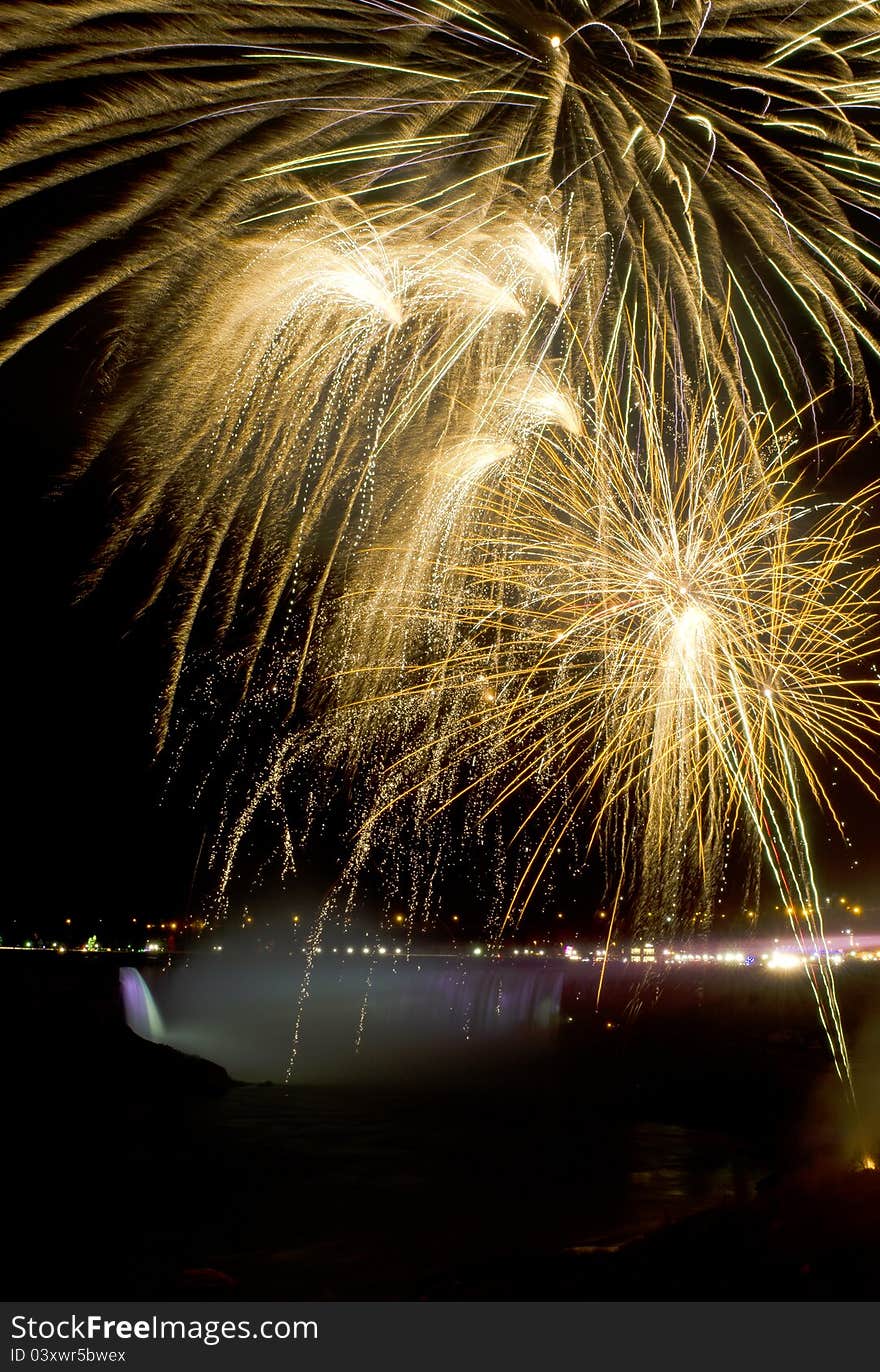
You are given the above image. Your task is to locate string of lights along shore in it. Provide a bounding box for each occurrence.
[3,3,879,1106]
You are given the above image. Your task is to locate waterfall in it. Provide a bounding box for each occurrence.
[119,967,164,1042]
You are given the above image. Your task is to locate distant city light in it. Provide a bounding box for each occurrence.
[767,951,801,972]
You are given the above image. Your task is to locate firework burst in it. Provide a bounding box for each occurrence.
[2,4,878,709]
[4,2,878,397]
[179,301,873,928]
[305,325,878,1087]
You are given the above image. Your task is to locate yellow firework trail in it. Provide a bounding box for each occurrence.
[3,2,877,726]
[4,1,878,401]
[292,312,878,1092]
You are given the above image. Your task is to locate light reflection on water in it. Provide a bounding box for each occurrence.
[128,954,777,1290]
[144,1079,765,1294]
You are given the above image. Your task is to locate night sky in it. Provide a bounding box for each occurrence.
[7,300,878,944]
[4,4,879,943]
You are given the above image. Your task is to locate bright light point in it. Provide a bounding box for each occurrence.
[435,264,524,317]
[550,35,561,49]
[763,687,773,699]
[863,1156,877,1171]
[672,603,708,662]
[320,256,402,326]
[767,951,802,972]
[510,226,565,305]
[439,438,513,483]
[514,376,582,435]
[473,946,483,956]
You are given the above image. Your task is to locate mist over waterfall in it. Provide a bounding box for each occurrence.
[144,955,564,1084]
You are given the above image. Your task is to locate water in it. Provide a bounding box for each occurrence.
[104,953,775,1293]
[114,1076,765,1298]
[6,949,877,1296]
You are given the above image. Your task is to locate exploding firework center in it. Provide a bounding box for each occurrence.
[672,602,709,665]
